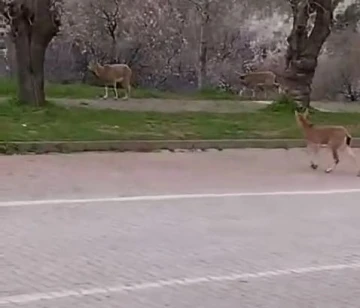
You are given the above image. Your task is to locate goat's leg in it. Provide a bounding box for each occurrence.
[325,147,340,173]
[113,82,118,99]
[345,146,360,176]
[103,86,109,99]
[126,84,131,99]
[306,143,320,170]
[121,80,130,100]
[255,85,265,99]
[278,86,284,95]
[251,88,256,99]
[259,84,266,99]
[274,83,280,94]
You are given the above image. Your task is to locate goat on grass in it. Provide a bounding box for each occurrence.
[237,70,283,98]
[88,61,132,100]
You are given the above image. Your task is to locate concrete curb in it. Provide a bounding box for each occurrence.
[1,138,360,155]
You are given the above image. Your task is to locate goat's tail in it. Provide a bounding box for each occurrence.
[346,134,352,146]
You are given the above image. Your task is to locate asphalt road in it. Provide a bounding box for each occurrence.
[1,149,360,307]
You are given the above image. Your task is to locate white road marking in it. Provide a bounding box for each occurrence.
[1,262,360,305]
[1,188,360,207]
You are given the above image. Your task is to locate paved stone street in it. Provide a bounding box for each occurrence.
[1,149,360,307]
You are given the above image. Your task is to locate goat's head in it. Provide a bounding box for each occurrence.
[235,70,246,80]
[278,84,285,94]
[87,60,100,72]
[295,108,310,127]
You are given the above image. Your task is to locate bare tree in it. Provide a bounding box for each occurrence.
[0,0,61,106]
[0,0,299,95]
[185,0,212,89]
[89,0,121,62]
[312,27,360,101]
[186,0,248,89]
[283,0,344,107]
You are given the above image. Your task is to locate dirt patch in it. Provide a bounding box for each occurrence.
[54,98,267,113]
[311,101,360,113]
[54,98,360,113]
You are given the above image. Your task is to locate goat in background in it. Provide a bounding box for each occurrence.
[88,61,132,100]
[237,70,283,99]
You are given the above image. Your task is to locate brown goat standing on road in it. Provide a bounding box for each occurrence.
[295,109,360,176]
[88,61,132,100]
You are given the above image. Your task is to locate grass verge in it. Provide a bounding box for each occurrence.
[1,99,360,142]
[0,78,240,100]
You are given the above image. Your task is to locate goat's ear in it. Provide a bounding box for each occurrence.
[294,110,302,127]
[303,108,309,118]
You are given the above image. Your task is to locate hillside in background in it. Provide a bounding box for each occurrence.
[0,0,359,101]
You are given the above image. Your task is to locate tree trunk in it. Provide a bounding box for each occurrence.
[345,82,356,101]
[197,2,210,90]
[283,54,318,108]
[15,30,47,105]
[198,23,208,89]
[283,0,336,108]
[2,0,60,106]
[110,38,117,63]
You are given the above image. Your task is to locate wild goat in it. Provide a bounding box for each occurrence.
[238,71,283,98]
[295,109,360,176]
[88,61,132,100]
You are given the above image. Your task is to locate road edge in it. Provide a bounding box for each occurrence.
[1,138,360,155]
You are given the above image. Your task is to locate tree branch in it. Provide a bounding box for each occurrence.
[332,0,344,10]
[187,0,203,12]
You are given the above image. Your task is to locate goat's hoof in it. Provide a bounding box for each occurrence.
[310,163,318,170]
[325,168,333,174]
[357,171,360,177]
